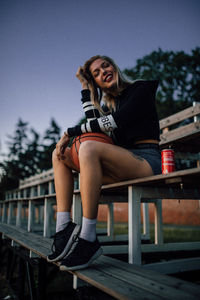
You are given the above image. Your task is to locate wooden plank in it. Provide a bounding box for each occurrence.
[72,265,162,300]
[98,234,152,243]
[139,186,200,200]
[0,223,52,248]
[101,168,200,190]
[100,256,200,298]
[102,245,128,255]
[19,169,54,189]
[102,241,200,255]
[0,223,51,258]
[142,242,200,253]
[102,184,200,200]
[159,103,200,130]
[143,257,200,274]
[164,177,182,184]
[99,195,127,203]
[19,169,77,190]
[98,234,128,243]
[95,256,200,299]
[160,121,200,146]
[4,197,44,203]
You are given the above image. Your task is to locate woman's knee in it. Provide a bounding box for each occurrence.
[52,148,65,164]
[79,141,99,161]
[52,147,71,162]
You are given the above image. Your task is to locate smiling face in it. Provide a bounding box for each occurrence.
[89,58,117,91]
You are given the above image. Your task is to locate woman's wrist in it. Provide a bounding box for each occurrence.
[64,130,68,137]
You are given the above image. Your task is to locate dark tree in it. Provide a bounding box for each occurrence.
[23,128,42,176]
[39,118,61,170]
[7,119,29,160]
[0,119,30,198]
[0,118,61,199]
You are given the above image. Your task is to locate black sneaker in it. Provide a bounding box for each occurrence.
[47,222,81,262]
[59,236,103,271]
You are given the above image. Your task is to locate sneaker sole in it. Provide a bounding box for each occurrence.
[47,224,81,263]
[59,247,103,271]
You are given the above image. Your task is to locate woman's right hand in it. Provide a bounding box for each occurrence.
[55,133,79,171]
[76,66,89,89]
[56,133,70,160]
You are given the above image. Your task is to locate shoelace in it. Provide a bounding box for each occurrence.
[72,233,79,243]
[71,233,80,250]
[66,234,82,257]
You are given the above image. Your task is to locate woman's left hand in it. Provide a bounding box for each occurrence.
[76,66,89,89]
[56,133,70,160]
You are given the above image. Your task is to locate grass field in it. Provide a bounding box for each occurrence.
[97,222,200,243]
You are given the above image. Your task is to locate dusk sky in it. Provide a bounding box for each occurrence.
[0,0,200,156]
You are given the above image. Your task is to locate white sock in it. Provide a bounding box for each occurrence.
[80,216,97,242]
[56,211,71,233]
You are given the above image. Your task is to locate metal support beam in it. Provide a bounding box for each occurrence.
[142,203,150,240]
[128,186,142,265]
[154,199,163,244]
[107,203,114,238]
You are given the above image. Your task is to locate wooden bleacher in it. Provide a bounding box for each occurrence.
[1,223,200,300]
[0,102,200,299]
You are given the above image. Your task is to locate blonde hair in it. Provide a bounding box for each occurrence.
[82,55,131,113]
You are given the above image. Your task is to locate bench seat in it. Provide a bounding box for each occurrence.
[1,223,200,300]
[73,168,200,266]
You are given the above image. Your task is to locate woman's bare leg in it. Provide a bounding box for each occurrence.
[58,141,154,269]
[79,144,103,219]
[79,141,154,220]
[47,149,81,262]
[52,149,74,212]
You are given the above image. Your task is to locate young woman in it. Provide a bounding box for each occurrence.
[47,55,161,271]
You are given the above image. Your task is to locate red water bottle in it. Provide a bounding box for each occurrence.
[161,149,175,174]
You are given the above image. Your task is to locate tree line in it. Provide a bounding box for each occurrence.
[0,47,199,198]
[0,118,61,198]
